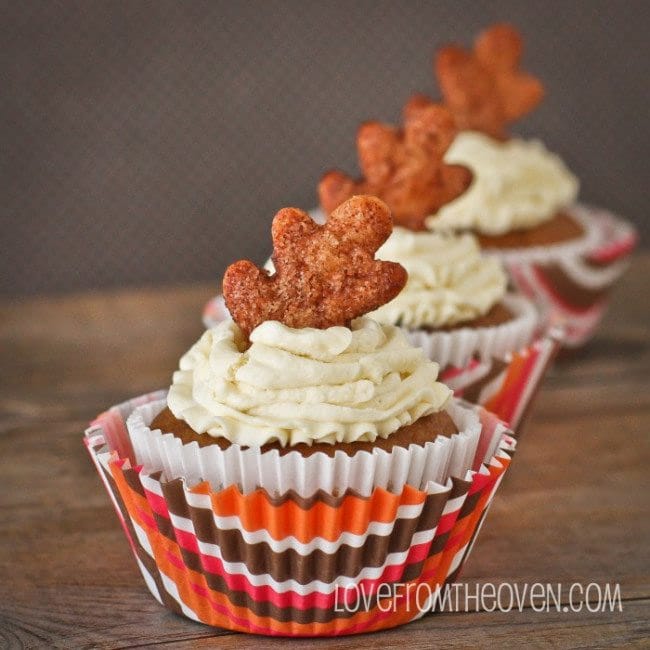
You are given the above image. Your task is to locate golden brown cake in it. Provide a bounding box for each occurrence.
[151,408,458,457]
[474,211,585,249]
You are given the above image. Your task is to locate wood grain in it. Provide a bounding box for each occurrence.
[1,257,648,649]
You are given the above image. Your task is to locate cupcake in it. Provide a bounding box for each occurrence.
[318,105,558,428]
[86,196,516,636]
[407,23,637,348]
[369,229,539,373]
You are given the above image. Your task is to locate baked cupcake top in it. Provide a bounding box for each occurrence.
[369,228,507,328]
[166,196,452,447]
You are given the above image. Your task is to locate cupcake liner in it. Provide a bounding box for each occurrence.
[203,293,555,429]
[401,293,561,429]
[85,392,515,636]
[438,327,562,430]
[126,397,486,497]
[583,203,638,265]
[497,203,637,348]
[402,293,538,369]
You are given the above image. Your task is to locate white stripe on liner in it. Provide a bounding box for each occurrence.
[447,541,469,577]
[139,471,457,552]
[135,555,163,605]
[131,517,155,558]
[167,502,425,555]
[179,527,439,596]
[442,494,466,515]
[159,570,201,622]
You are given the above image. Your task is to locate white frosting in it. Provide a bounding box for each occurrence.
[427,131,579,235]
[167,317,451,447]
[369,228,507,329]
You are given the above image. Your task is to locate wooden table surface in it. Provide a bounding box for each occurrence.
[1,256,648,650]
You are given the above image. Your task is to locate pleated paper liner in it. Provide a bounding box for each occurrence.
[85,392,515,636]
[400,294,538,369]
[496,203,637,349]
[202,295,555,429]
[126,398,485,497]
[437,326,563,431]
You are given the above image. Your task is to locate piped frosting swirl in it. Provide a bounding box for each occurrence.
[167,317,452,447]
[369,228,507,329]
[427,131,579,235]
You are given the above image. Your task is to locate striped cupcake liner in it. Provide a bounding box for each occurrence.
[498,203,637,349]
[438,327,562,430]
[202,295,557,429]
[85,392,515,636]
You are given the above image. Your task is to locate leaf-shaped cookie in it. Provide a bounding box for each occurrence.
[435,23,544,138]
[223,196,407,338]
[319,103,471,231]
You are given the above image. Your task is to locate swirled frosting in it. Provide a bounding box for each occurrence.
[369,228,507,329]
[167,317,451,447]
[427,131,579,235]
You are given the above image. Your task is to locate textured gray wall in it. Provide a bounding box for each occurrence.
[2,1,648,296]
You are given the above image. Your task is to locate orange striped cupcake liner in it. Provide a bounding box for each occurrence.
[85,392,515,636]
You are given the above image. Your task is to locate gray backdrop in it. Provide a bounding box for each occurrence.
[2,1,648,297]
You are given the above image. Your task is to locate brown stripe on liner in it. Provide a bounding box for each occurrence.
[161,476,402,510]
[88,440,105,456]
[400,559,426,583]
[427,531,451,559]
[160,480,449,584]
[442,454,515,584]
[123,466,146,497]
[461,357,509,405]
[99,462,185,617]
[416,491,450,533]
[173,509,422,584]
[164,479,448,536]
[455,489,482,523]
[444,507,492,590]
[445,565,462,586]
[422,476,471,558]
[449,476,471,500]
[178,545,432,625]
[539,263,610,309]
[99,463,470,624]
[152,512,177,541]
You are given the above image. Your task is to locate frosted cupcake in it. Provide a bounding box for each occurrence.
[409,23,637,347]
[318,106,555,427]
[418,24,593,250]
[369,228,538,373]
[86,196,517,636]
[154,195,454,456]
